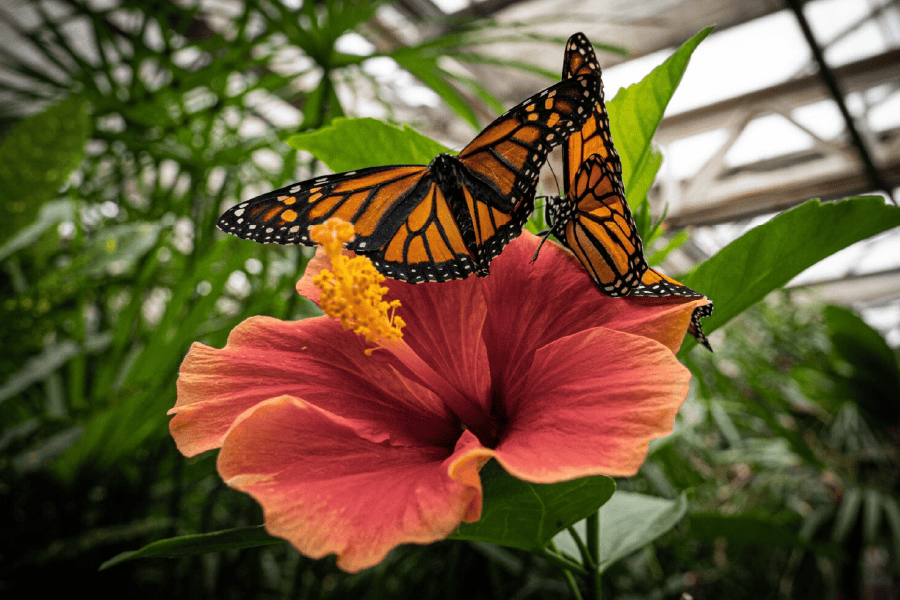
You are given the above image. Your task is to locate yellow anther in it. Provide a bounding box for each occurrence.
[309,218,405,352]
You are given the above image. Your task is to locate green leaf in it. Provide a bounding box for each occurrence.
[553,491,688,572]
[99,526,282,570]
[629,148,664,241]
[0,333,110,404]
[0,96,90,243]
[12,426,84,473]
[607,27,712,206]
[286,117,450,173]
[883,498,900,570]
[451,460,616,551]
[0,199,74,261]
[679,197,900,352]
[832,486,863,544]
[392,53,480,130]
[647,229,689,267]
[82,221,164,278]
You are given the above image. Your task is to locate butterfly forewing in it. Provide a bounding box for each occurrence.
[460,73,602,211]
[217,164,428,249]
[560,32,623,197]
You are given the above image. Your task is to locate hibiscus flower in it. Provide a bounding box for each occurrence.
[170,224,703,572]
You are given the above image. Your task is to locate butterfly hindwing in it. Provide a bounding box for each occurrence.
[549,154,647,295]
[218,73,602,283]
[371,178,482,282]
[631,268,715,350]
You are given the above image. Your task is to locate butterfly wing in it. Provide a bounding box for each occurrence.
[217,164,482,282]
[549,154,647,296]
[631,268,715,350]
[561,32,622,198]
[452,73,603,269]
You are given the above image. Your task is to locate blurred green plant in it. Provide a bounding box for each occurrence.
[2,1,900,598]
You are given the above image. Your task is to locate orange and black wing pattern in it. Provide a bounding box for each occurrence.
[561,32,622,199]
[548,154,647,295]
[551,32,713,349]
[218,163,485,282]
[631,268,715,350]
[454,72,603,268]
[544,32,647,296]
[217,74,601,283]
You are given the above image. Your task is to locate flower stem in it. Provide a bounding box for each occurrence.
[561,568,585,600]
[540,545,589,577]
[586,512,602,599]
[543,543,586,600]
[567,525,595,570]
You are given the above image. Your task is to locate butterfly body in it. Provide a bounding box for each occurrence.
[218,73,603,283]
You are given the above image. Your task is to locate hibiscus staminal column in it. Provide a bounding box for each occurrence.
[309,218,405,351]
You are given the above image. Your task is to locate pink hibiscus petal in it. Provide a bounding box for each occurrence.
[297,247,493,420]
[217,396,489,573]
[481,233,703,393]
[493,327,691,481]
[171,315,459,457]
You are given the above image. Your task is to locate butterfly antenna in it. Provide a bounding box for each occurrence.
[546,159,563,197]
[531,162,564,263]
[531,222,553,263]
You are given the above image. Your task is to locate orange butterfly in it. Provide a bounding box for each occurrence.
[218,74,602,283]
[546,32,648,296]
[546,32,714,349]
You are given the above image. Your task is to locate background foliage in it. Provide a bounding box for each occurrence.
[2,1,899,598]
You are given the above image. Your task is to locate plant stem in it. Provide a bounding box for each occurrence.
[539,546,589,577]
[567,525,595,570]
[586,512,602,599]
[544,542,586,600]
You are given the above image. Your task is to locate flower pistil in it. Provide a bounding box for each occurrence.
[309,218,405,351]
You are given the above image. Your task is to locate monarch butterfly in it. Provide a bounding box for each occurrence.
[217,73,602,283]
[545,32,648,297]
[545,32,714,348]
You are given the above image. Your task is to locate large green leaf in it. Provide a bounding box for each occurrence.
[608,27,712,208]
[680,197,900,352]
[451,460,616,551]
[99,526,282,570]
[286,117,450,173]
[552,491,688,572]
[0,96,90,243]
